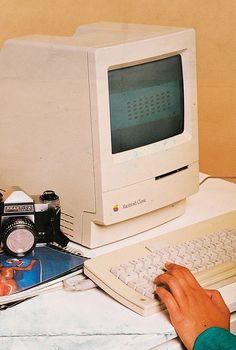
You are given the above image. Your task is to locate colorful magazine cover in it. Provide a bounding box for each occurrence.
[0,245,87,299]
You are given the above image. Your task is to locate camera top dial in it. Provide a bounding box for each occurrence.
[40,190,59,202]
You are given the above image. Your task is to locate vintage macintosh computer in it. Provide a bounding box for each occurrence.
[0,22,198,247]
[0,22,235,316]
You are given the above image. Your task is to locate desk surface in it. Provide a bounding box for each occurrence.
[0,175,236,350]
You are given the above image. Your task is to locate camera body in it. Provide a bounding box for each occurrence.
[0,186,69,256]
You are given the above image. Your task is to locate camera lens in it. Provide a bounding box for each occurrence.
[2,218,37,256]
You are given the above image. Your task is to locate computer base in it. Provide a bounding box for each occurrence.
[81,199,186,248]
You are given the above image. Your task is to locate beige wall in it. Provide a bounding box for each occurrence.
[0,0,235,182]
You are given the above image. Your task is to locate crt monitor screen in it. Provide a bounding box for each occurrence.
[108,54,184,154]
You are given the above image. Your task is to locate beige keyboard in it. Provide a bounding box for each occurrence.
[84,211,236,316]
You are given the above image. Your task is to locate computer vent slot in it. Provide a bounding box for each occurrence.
[61,212,74,237]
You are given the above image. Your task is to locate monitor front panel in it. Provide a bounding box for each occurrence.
[89,29,198,193]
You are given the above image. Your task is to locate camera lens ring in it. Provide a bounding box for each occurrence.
[2,217,37,256]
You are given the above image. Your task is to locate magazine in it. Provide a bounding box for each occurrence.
[0,244,87,308]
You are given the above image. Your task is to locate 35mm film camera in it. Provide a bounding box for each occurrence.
[0,186,69,256]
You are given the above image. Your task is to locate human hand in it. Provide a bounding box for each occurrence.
[154,263,230,350]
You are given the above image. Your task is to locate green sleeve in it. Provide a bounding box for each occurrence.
[193,327,236,350]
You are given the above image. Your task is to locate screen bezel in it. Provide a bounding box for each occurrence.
[88,30,198,192]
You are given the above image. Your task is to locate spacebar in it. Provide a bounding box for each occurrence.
[195,262,236,287]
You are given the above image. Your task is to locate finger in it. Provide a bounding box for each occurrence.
[154,263,183,283]
[164,264,190,291]
[155,268,188,294]
[155,286,180,317]
[155,272,188,306]
[205,289,230,313]
[165,263,201,290]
